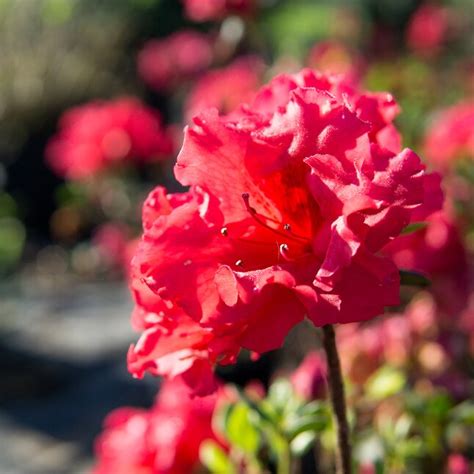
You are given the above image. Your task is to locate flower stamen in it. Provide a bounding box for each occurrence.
[241,193,310,244]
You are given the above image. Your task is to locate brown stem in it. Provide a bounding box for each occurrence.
[322,324,352,474]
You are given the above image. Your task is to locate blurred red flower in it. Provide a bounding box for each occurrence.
[138,31,213,91]
[383,210,466,278]
[338,315,413,384]
[93,378,223,474]
[406,4,449,55]
[424,101,474,168]
[447,454,471,474]
[291,351,327,400]
[183,0,255,22]
[130,69,441,394]
[184,56,264,122]
[46,98,173,180]
[93,223,132,270]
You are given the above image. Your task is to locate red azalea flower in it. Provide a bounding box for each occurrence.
[291,351,327,400]
[424,101,474,168]
[128,187,239,396]
[406,4,449,55]
[138,31,213,92]
[184,56,264,122]
[46,98,173,180]
[183,0,255,22]
[93,378,223,474]
[130,69,441,394]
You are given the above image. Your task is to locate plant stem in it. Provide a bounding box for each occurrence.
[321,324,352,474]
[277,438,291,474]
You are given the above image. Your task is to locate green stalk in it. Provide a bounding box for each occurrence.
[322,324,352,474]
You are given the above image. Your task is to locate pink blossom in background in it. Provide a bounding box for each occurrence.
[184,56,264,122]
[406,4,449,55]
[129,68,441,394]
[92,223,131,271]
[382,210,466,278]
[338,316,413,384]
[291,352,327,400]
[46,98,173,180]
[306,41,363,85]
[93,378,223,474]
[424,101,474,168]
[447,454,471,474]
[137,31,213,91]
[338,291,470,397]
[183,0,255,22]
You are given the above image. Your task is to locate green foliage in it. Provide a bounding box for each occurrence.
[365,366,406,400]
[213,380,331,472]
[0,217,26,271]
[259,1,359,59]
[354,381,473,472]
[199,440,236,474]
[225,402,261,455]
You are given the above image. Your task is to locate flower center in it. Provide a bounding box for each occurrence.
[220,193,313,269]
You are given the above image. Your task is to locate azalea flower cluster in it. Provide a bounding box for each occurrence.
[127,68,442,396]
[93,378,223,474]
[184,56,264,122]
[424,100,474,168]
[338,292,470,393]
[93,365,318,474]
[138,30,213,92]
[406,4,450,55]
[46,98,173,180]
[95,341,473,473]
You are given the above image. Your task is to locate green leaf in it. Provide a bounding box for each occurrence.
[200,440,236,474]
[285,413,329,439]
[268,378,294,411]
[365,366,406,400]
[235,386,278,426]
[290,431,316,456]
[401,222,427,235]
[451,400,474,424]
[296,400,327,417]
[399,269,430,288]
[225,403,260,455]
[214,402,233,437]
[425,392,453,420]
[393,414,413,439]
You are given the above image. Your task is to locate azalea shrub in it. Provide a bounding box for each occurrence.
[94,352,473,473]
[3,0,473,472]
